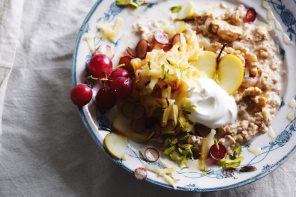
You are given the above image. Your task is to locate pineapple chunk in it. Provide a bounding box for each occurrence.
[217,54,244,95]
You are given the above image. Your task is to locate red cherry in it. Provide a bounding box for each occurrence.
[111,77,132,98]
[244,8,257,23]
[209,143,227,160]
[87,54,113,79]
[95,86,117,110]
[110,68,129,80]
[70,84,93,107]
[153,30,169,45]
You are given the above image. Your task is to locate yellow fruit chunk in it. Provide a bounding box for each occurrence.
[176,2,196,20]
[104,132,128,160]
[164,21,186,38]
[217,54,244,95]
[192,51,217,78]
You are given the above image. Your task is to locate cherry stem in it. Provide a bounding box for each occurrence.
[216,43,227,64]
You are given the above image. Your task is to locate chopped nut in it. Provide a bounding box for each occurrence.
[242,87,262,97]
[210,20,243,41]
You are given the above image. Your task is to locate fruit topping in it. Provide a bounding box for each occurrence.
[111,77,132,98]
[134,167,147,180]
[209,143,227,160]
[104,132,128,159]
[87,54,113,79]
[153,30,169,45]
[244,8,257,23]
[217,54,244,95]
[193,51,217,78]
[140,147,160,162]
[95,86,117,110]
[110,68,129,80]
[70,84,93,107]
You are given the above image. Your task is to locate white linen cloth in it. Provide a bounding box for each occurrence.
[0,0,295,196]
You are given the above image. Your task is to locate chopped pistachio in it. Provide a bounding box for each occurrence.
[164,146,175,155]
[170,6,182,14]
[218,156,244,170]
[115,0,131,6]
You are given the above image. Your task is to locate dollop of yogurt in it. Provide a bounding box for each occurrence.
[187,78,237,129]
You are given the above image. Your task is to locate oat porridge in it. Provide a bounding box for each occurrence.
[129,4,283,155]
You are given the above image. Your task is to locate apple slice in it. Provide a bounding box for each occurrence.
[176,2,196,20]
[112,113,154,143]
[217,54,244,95]
[104,132,128,160]
[192,51,217,78]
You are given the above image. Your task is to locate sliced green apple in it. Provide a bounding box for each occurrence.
[176,2,197,20]
[217,54,244,95]
[192,51,217,78]
[104,132,128,160]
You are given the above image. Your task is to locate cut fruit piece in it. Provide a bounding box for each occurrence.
[104,132,128,159]
[112,113,153,142]
[164,21,186,38]
[192,51,217,78]
[217,54,244,95]
[176,2,196,20]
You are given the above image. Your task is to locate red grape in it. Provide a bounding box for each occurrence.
[87,54,113,79]
[172,33,181,45]
[163,43,173,52]
[244,8,257,23]
[110,68,129,80]
[70,84,93,107]
[119,56,132,66]
[134,167,147,180]
[95,86,116,110]
[153,30,169,45]
[119,56,134,74]
[111,77,132,98]
[209,143,227,160]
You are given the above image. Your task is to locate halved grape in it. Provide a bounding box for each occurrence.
[209,143,227,160]
[244,8,257,23]
[142,147,160,162]
[134,167,147,180]
[153,30,169,45]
